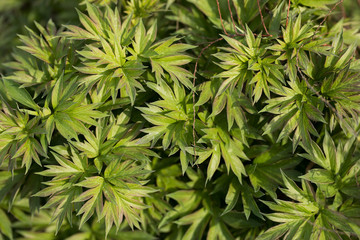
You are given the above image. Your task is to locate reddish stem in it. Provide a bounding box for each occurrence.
[216,0,229,35]
[286,0,291,28]
[227,0,238,33]
[257,0,270,35]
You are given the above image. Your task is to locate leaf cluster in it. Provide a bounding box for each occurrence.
[0,0,360,239]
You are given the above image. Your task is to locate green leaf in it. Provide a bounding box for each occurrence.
[206,218,234,240]
[300,169,334,184]
[269,1,284,37]
[257,223,290,240]
[177,208,211,240]
[1,79,39,110]
[222,180,240,216]
[280,171,311,203]
[206,144,221,182]
[298,0,338,8]
[0,208,12,240]
[241,182,264,220]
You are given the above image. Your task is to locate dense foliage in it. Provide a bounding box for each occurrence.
[0,0,360,239]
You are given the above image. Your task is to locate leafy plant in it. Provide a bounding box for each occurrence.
[0,0,360,239]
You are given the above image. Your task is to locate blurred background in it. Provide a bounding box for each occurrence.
[0,0,359,74]
[0,0,359,73]
[0,0,81,71]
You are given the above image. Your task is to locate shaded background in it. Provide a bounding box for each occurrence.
[0,0,359,73]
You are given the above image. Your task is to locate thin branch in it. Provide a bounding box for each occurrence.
[305,161,315,172]
[257,0,270,35]
[216,0,229,35]
[314,0,344,34]
[192,37,224,161]
[286,0,291,28]
[340,2,346,18]
[227,0,238,34]
[232,0,246,31]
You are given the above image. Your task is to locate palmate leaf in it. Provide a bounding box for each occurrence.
[66,3,194,105]
[17,20,67,65]
[70,112,157,173]
[73,176,104,228]
[299,132,360,199]
[3,19,73,99]
[64,3,110,41]
[267,14,331,82]
[292,31,360,132]
[322,55,360,131]
[130,19,195,89]
[36,145,155,236]
[196,124,248,183]
[257,172,360,240]
[65,4,143,105]
[214,27,285,103]
[43,74,107,141]
[262,79,326,150]
[0,106,47,172]
[35,146,90,233]
[146,37,195,89]
[246,143,302,198]
[158,189,202,230]
[74,160,156,237]
[195,80,219,107]
[3,49,50,90]
[137,79,193,152]
[76,36,146,105]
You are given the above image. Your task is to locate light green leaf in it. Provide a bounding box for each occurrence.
[298,0,338,8]
[2,79,39,110]
[0,209,12,240]
[300,169,334,184]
